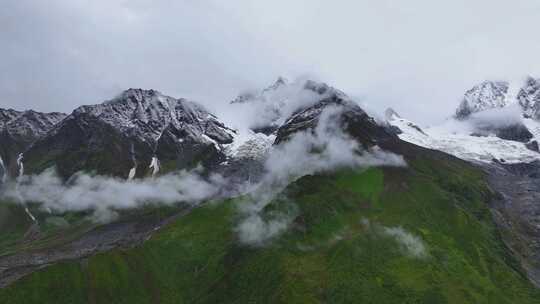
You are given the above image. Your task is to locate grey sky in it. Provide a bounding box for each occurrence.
[1,0,540,124]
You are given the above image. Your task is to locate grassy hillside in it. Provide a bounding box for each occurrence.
[0,202,33,254]
[1,156,539,303]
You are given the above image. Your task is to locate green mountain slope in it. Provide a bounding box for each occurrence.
[1,149,538,303]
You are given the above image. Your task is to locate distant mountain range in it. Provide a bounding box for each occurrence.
[456,77,540,120]
[3,77,540,301]
[0,79,397,182]
[388,77,540,164]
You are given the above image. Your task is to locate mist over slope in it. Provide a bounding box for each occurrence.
[3,137,539,303]
[1,77,540,303]
[387,77,540,164]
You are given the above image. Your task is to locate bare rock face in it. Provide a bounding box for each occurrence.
[455,81,509,119]
[519,77,540,119]
[483,161,540,287]
[526,140,539,153]
[471,123,534,143]
[23,89,235,178]
[455,80,538,144]
[275,80,396,147]
[0,108,66,177]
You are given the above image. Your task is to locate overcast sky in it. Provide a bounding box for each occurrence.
[1,0,540,124]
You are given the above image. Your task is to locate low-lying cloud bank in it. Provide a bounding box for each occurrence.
[431,104,527,136]
[1,168,227,222]
[468,104,524,129]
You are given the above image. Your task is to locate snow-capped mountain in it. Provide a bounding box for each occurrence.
[518,77,540,119]
[229,77,353,135]
[0,109,66,138]
[228,78,395,151]
[455,77,540,121]
[388,78,540,164]
[73,89,235,146]
[0,108,66,177]
[388,112,540,164]
[23,89,236,178]
[219,78,399,185]
[455,81,510,119]
[9,76,540,179]
[274,83,395,146]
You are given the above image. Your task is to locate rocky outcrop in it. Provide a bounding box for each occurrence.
[518,77,540,119]
[456,81,509,119]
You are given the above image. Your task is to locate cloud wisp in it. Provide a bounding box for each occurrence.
[236,106,406,245]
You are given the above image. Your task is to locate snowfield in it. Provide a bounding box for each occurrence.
[388,113,540,164]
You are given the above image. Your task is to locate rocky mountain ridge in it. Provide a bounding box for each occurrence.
[456,77,540,120]
[0,108,66,178]
[519,77,540,119]
[22,89,236,179]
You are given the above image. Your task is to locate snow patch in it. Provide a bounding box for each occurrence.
[0,156,6,184]
[149,156,160,177]
[389,116,540,164]
[128,167,137,180]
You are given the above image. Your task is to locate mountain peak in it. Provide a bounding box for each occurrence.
[455,80,510,119]
[263,76,289,92]
[518,77,540,119]
[113,88,169,106]
[24,89,235,178]
[121,88,161,98]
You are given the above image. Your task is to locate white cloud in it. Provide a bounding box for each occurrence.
[0,168,227,223]
[469,103,524,129]
[382,226,428,259]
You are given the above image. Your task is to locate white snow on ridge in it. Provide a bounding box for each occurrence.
[389,115,540,164]
[149,156,161,177]
[224,128,275,161]
[128,167,137,180]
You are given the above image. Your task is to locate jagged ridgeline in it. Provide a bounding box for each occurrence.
[17,89,235,179]
[0,109,66,178]
[1,79,540,303]
[456,77,540,120]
